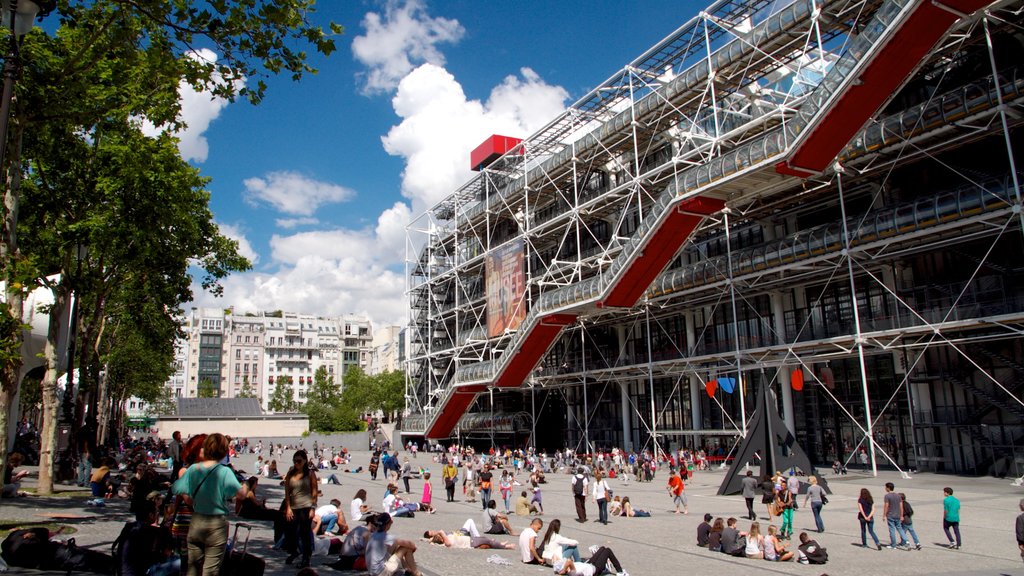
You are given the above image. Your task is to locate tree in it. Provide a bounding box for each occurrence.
[0,0,342,491]
[268,376,297,413]
[302,366,361,432]
[338,367,407,423]
[237,376,257,399]
[307,366,340,405]
[197,379,219,398]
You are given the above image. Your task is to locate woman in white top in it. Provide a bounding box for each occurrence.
[591,471,611,525]
[744,521,764,559]
[538,519,580,569]
[350,489,369,522]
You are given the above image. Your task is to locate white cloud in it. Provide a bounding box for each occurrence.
[194,5,569,331]
[384,63,568,213]
[218,223,259,265]
[140,49,242,163]
[194,205,411,328]
[352,0,464,94]
[243,171,356,216]
[275,216,321,229]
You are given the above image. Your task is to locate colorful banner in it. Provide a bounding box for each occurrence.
[486,239,527,337]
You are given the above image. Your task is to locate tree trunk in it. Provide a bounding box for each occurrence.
[0,120,26,475]
[37,287,68,495]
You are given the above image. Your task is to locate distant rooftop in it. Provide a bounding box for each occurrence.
[175,397,263,418]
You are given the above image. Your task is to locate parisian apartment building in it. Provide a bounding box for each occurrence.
[166,307,374,412]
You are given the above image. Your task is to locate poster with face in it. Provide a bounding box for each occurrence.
[486,239,526,337]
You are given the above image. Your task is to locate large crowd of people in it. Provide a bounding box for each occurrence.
[5,433,1023,576]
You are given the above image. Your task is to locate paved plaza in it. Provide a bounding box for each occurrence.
[3,446,1023,575]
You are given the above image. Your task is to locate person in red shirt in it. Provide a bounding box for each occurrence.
[667,469,688,515]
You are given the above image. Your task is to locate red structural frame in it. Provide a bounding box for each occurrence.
[471,135,523,171]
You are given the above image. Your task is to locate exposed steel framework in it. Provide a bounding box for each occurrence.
[405,0,1024,476]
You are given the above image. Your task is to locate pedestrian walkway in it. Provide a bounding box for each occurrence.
[3,448,1022,575]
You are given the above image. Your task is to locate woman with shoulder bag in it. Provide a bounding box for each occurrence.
[857,488,882,550]
[283,450,318,568]
[171,433,244,576]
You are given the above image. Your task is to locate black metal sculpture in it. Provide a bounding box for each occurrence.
[718,382,831,495]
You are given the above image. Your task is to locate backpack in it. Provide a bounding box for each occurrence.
[1,527,49,568]
[799,541,828,564]
[902,500,914,518]
[573,476,584,496]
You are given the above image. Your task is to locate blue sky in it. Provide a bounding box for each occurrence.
[184,0,703,328]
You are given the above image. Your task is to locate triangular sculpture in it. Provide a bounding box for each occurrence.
[718,383,831,495]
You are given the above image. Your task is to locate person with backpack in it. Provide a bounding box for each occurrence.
[898,493,921,550]
[115,500,176,576]
[796,532,828,565]
[171,433,244,576]
[571,467,589,523]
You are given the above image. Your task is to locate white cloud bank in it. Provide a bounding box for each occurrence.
[351,0,464,95]
[244,171,356,216]
[194,0,569,330]
[141,48,241,163]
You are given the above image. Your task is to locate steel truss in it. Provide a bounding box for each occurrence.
[405,0,1023,475]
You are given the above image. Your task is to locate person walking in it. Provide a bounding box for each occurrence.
[943,486,962,549]
[741,470,758,521]
[898,493,921,550]
[479,465,493,511]
[171,433,244,576]
[666,468,688,515]
[883,482,909,549]
[1015,498,1024,564]
[442,459,458,503]
[760,474,776,520]
[284,449,318,568]
[400,457,413,494]
[802,475,826,533]
[571,467,589,523]
[857,488,882,550]
[592,470,611,524]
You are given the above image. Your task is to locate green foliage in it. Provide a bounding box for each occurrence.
[197,378,219,398]
[237,376,257,398]
[145,388,177,416]
[302,366,360,432]
[338,367,406,423]
[268,375,298,413]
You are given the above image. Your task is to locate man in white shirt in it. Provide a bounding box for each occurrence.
[364,513,422,576]
[519,518,546,565]
[314,498,345,535]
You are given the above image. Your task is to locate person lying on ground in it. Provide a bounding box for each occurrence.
[556,546,628,576]
[423,528,515,549]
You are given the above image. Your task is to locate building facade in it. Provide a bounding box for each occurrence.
[369,325,405,375]
[173,308,374,412]
[405,0,1024,476]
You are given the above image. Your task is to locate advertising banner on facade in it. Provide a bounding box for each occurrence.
[486,239,527,337]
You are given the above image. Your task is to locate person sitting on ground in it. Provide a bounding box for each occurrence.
[423,528,514,550]
[265,460,281,479]
[365,512,423,576]
[607,496,622,517]
[351,489,371,523]
[327,514,374,572]
[556,546,628,576]
[764,525,794,562]
[697,513,713,547]
[539,518,581,570]
[115,500,177,576]
[89,457,117,506]
[2,452,29,498]
[744,521,765,559]
[519,518,546,565]
[382,483,419,518]
[515,490,531,516]
[482,499,516,535]
[314,499,347,535]
[721,517,746,557]
[796,532,828,565]
[707,518,725,552]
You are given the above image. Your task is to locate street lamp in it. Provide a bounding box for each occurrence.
[0,0,56,170]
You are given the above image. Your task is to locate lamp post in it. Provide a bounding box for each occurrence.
[0,0,56,170]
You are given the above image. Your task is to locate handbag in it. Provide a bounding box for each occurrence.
[821,494,829,505]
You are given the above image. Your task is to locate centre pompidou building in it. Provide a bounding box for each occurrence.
[404,0,1024,476]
